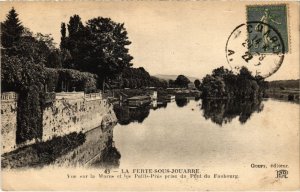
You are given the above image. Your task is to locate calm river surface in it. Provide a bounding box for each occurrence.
[113,98,299,171]
[3,97,299,176]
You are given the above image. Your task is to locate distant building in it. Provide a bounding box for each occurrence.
[149,90,157,100]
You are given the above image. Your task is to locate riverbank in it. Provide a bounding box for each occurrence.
[103,88,201,101]
[264,88,300,103]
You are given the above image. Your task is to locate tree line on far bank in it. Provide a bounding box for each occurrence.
[200,66,268,100]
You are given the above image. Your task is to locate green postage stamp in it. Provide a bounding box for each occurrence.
[247,4,289,53]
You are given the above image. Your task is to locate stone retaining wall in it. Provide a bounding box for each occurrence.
[1,92,117,155]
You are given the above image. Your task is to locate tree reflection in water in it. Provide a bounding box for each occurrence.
[114,97,264,127]
[175,98,189,107]
[201,99,264,126]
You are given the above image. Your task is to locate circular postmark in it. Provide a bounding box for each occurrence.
[225,21,285,78]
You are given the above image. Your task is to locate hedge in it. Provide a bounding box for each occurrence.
[45,68,98,93]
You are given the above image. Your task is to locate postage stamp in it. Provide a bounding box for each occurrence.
[225,21,285,78]
[246,4,289,53]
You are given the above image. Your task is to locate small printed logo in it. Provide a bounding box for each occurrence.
[276,169,288,178]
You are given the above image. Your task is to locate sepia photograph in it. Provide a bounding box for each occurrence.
[0,1,299,191]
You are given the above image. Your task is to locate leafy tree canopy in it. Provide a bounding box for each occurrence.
[194,79,201,89]
[174,75,190,88]
[61,15,133,84]
[201,66,268,99]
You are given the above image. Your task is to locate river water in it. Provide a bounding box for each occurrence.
[2,97,299,190]
[2,97,299,178]
[113,98,299,173]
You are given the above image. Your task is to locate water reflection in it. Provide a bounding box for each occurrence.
[113,104,151,125]
[113,97,264,127]
[175,98,189,107]
[114,99,174,125]
[90,136,121,168]
[2,96,269,169]
[114,99,298,169]
[156,101,168,109]
[151,100,168,110]
[201,99,264,125]
[53,125,121,168]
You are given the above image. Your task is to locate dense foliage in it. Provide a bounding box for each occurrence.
[174,75,191,88]
[60,14,168,89]
[1,8,199,144]
[200,67,268,99]
[1,9,57,67]
[61,15,133,84]
[1,8,98,144]
[1,55,45,143]
[167,75,191,88]
[194,79,201,90]
[1,9,47,143]
[1,55,45,91]
[44,68,98,93]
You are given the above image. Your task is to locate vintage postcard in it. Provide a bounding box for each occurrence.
[1,1,299,191]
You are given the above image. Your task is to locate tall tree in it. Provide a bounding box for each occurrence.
[67,15,84,37]
[62,15,87,69]
[60,22,66,49]
[1,7,24,48]
[62,15,133,85]
[84,17,133,81]
[1,8,54,65]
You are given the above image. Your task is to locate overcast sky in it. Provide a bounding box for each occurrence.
[1,1,299,81]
